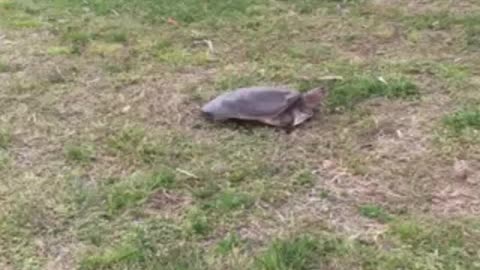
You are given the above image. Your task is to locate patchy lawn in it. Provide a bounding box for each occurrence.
[1,0,480,269]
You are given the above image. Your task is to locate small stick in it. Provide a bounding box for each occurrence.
[176,168,199,179]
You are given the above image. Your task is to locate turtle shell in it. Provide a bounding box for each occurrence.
[201,86,302,122]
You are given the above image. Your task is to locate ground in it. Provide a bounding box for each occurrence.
[1,0,480,269]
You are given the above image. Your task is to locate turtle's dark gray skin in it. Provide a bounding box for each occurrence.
[201,86,328,128]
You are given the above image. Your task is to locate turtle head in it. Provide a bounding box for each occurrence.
[302,86,329,110]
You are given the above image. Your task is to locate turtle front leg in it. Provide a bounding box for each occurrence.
[283,125,295,134]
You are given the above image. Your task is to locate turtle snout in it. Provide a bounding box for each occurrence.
[303,87,328,109]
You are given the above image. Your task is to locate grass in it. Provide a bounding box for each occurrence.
[80,220,206,270]
[443,107,480,135]
[359,204,392,223]
[0,129,11,149]
[442,107,480,142]
[403,12,480,50]
[216,233,242,255]
[2,0,480,269]
[256,219,480,270]
[65,144,95,163]
[255,234,331,270]
[279,0,358,14]
[207,191,254,212]
[105,170,175,215]
[47,46,72,56]
[327,75,419,111]
[0,61,10,73]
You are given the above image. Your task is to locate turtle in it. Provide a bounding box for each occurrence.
[201,86,328,128]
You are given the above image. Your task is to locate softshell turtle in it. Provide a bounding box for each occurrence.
[201,86,328,128]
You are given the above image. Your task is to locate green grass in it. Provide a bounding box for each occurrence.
[0,3,42,29]
[359,204,392,223]
[215,74,265,92]
[187,208,211,236]
[65,144,95,163]
[32,0,269,24]
[327,75,419,110]
[101,30,129,44]
[404,12,455,31]
[255,234,342,270]
[206,191,254,212]
[443,107,480,135]
[279,0,357,14]
[0,61,10,73]
[255,219,480,270]
[155,47,212,67]
[107,127,145,153]
[216,233,242,255]
[47,46,72,56]
[105,170,175,215]
[80,220,206,270]
[0,129,11,149]
[398,61,470,84]
[465,17,480,47]
[403,12,480,49]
